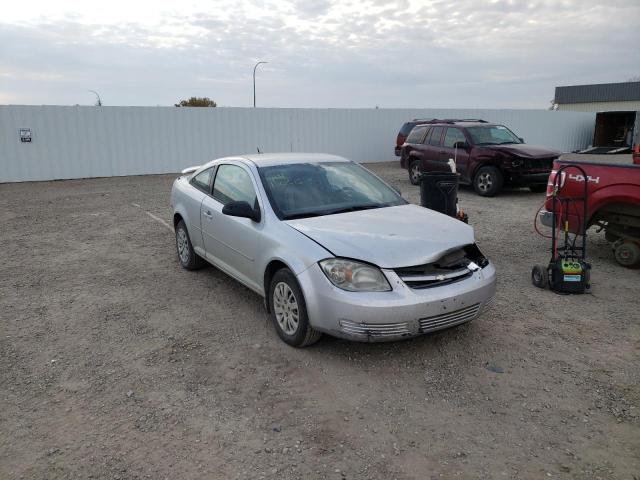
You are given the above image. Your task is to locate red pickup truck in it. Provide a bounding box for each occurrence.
[540,158,640,267]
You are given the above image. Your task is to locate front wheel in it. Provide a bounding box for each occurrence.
[473,166,503,197]
[175,220,205,270]
[409,160,421,186]
[269,269,321,347]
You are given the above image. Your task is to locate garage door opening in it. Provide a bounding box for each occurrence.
[580,111,638,154]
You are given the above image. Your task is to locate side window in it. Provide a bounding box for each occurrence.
[421,127,433,144]
[191,167,213,193]
[428,126,444,146]
[406,126,427,144]
[212,164,257,206]
[443,128,467,148]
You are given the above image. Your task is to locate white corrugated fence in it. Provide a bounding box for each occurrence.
[0,106,595,183]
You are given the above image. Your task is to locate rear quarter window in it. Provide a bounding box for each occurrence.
[399,122,417,136]
[406,126,428,143]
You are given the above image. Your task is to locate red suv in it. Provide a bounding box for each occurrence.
[400,120,561,196]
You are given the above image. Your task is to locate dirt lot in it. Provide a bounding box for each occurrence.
[1,161,638,480]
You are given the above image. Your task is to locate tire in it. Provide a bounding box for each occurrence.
[175,220,205,270]
[531,264,549,289]
[529,184,547,193]
[408,160,421,186]
[613,241,640,267]
[268,269,321,347]
[473,166,503,197]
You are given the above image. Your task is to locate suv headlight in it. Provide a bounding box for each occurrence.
[319,258,391,292]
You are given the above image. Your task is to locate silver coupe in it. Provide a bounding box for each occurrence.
[170,153,496,347]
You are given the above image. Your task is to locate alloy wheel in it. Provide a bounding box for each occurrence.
[273,282,300,335]
[410,164,420,184]
[477,172,493,192]
[176,228,190,264]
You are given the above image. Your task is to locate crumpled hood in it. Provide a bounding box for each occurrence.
[286,204,475,269]
[485,143,561,159]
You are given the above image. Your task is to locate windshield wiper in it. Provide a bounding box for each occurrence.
[282,211,326,220]
[282,204,384,220]
[324,204,384,215]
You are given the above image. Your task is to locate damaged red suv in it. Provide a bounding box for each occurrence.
[400,120,561,196]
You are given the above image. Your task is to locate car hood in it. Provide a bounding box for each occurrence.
[286,204,474,269]
[485,143,560,159]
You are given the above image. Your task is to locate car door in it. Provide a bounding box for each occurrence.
[422,126,447,172]
[185,166,215,253]
[200,163,263,292]
[441,127,471,177]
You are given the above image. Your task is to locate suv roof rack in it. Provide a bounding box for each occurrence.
[413,118,489,125]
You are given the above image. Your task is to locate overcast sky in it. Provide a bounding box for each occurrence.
[1,0,638,108]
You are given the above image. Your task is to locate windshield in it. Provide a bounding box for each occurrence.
[258,162,406,220]
[466,125,522,145]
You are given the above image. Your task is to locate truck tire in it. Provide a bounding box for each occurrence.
[409,160,421,186]
[614,241,640,267]
[473,166,503,197]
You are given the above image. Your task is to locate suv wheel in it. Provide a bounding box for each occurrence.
[473,166,503,197]
[409,160,421,186]
[269,269,321,347]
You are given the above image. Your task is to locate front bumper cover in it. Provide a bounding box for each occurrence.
[297,262,497,342]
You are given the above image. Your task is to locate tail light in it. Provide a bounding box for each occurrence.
[547,169,566,196]
[633,144,640,165]
[396,133,406,147]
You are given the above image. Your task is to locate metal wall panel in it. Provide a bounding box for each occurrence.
[0,106,595,183]
[555,82,640,104]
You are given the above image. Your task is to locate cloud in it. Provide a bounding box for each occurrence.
[0,0,638,107]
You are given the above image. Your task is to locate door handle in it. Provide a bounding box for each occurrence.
[439,150,445,154]
[203,210,212,219]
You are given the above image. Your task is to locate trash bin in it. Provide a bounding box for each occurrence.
[420,171,458,217]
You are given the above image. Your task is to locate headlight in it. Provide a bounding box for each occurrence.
[319,258,391,292]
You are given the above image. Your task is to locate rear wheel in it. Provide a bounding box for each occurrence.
[175,220,205,270]
[269,269,321,347]
[473,166,503,197]
[409,160,421,186]
[531,264,549,289]
[613,241,640,267]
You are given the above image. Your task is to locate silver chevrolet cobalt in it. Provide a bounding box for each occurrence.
[171,153,496,347]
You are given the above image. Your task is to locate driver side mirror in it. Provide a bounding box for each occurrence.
[518,137,524,143]
[222,200,261,222]
[453,141,469,150]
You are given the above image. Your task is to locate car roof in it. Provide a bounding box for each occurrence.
[204,152,351,169]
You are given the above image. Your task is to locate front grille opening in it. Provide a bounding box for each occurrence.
[419,304,480,332]
[394,244,488,289]
[339,320,411,337]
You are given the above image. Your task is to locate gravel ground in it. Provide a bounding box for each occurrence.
[1,161,638,480]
